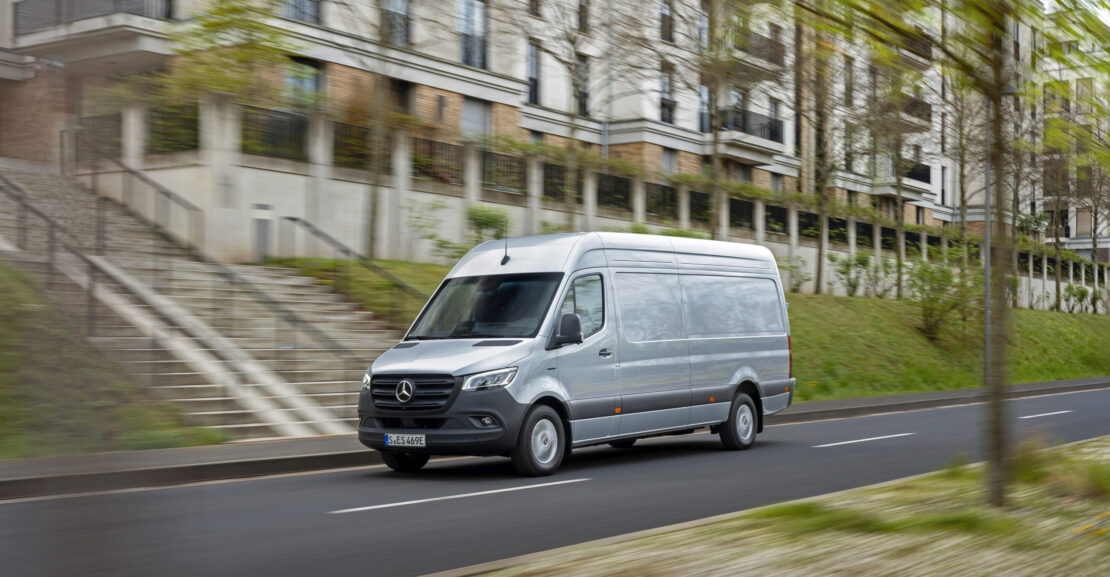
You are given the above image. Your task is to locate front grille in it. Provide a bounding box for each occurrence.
[371,374,458,412]
[376,417,448,430]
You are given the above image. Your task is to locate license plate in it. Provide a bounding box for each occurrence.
[385,434,426,447]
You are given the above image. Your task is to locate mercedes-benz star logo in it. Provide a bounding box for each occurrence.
[395,379,415,403]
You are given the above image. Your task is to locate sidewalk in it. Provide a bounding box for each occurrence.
[2,376,1106,500]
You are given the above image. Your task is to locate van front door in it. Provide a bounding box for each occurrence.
[612,271,691,435]
[555,272,619,444]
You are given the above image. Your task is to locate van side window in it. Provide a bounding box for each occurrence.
[560,274,604,338]
[614,273,685,342]
[680,275,785,337]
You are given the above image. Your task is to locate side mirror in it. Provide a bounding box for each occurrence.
[552,313,584,347]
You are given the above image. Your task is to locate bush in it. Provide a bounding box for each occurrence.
[865,257,896,298]
[906,254,980,340]
[777,256,812,293]
[827,253,870,296]
[1064,283,1090,314]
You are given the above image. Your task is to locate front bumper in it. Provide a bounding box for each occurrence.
[357,386,530,456]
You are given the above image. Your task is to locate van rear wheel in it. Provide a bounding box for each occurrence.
[511,405,565,476]
[381,451,430,472]
[720,393,757,451]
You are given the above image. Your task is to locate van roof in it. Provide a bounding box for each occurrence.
[447,232,778,278]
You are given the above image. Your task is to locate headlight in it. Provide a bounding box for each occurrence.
[462,367,518,391]
[361,373,372,391]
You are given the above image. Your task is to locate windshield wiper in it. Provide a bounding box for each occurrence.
[405,336,450,341]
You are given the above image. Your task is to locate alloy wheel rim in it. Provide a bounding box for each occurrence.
[532,418,558,465]
[737,405,754,442]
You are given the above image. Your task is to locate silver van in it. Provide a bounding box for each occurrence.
[358,232,794,476]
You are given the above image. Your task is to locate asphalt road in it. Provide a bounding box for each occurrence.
[3,388,1109,577]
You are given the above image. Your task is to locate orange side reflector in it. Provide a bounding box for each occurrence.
[615,408,621,414]
[785,387,790,392]
[710,396,716,402]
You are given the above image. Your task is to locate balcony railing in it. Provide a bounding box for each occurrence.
[481,151,525,193]
[719,108,785,144]
[735,31,786,66]
[13,0,171,35]
[903,97,931,123]
[903,162,931,184]
[597,174,631,211]
[241,106,308,161]
[412,138,463,184]
[332,121,391,173]
[901,30,932,60]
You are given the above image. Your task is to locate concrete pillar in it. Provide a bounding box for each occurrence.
[306,113,331,228]
[121,103,145,168]
[873,222,881,263]
[1027,252,1034,308]
[677,185,690,230]
[1069,260,1074,284]
[1043,254,1049,308]
[920,230,928,261]
[525,154,542,236]
[754,199,766,245]
[1081,261,1086,286]
[787,205,799,291]
[632,176,645,224]
[582,169,597,232]
[203,97,245,262]
[847,216,857,258]
[385,128,412,261]
[717,190,731,240]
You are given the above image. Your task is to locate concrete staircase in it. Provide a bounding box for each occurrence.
[0,168,403,440]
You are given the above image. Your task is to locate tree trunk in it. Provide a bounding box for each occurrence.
[1053,194,1063,311]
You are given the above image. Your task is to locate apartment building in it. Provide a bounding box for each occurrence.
[0,0,1103,294]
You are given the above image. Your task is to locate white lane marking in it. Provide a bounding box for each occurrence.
[1019,410,1073,420]
[813,432,916,448]
[329,478,591,515]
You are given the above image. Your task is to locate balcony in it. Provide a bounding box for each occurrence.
[898,29,932,67]
[734,31,785,68]
[719,108,784,144]
[904,162,931,184]
[872,158,932,197]
[13,0,171,36]
[880,95,932,132]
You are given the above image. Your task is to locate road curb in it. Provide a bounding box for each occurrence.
[1,379,1106,501]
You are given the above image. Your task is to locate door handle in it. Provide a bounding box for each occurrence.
[599,348,613,358]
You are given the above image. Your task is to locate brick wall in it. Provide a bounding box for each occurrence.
[413,85,463,141]
[328,64,375,123]
[677,151,701,174]
[492,103,525,139]
[610,142,663,174]
[0,72,68,163]
[752,168,772,190]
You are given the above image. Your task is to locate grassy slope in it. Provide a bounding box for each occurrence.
[276,259,1110,402]
[0,260,223,458]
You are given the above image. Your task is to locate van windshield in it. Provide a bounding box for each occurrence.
[407,273,564,340]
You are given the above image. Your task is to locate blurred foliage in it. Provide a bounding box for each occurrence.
[0,262,224,458]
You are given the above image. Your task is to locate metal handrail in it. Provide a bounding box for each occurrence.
[279,216,428,301]
[69,130,363,362]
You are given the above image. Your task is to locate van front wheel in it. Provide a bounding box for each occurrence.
[511,405,565,476]
[720,393,757,451]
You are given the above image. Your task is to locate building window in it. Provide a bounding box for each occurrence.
[575,54,590,117]
[844,55,854,106]
[382,0,410,47]
[698,4,710,50]
[460,0,487,69]
[285,57,323,103]
[578,0,589,33]
[529,0,541,17]
[771,173,783,192]
[527,40,541,105]
[660,63,675,124]
[282,0,321,25]
[662,148,677,175]
[530,130,544,143]
[462,97,491,137]
[941,165,947,206]
[1076,77,1093,115]
[698,85,711,133]
[436,95,446,122]
[660,0,674,42]
[916,206,924,225]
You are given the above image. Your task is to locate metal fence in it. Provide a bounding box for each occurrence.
[147,103,199,154]
[729,197,754,228]
[597,174,631,211]
[856,221,874,248]
[736,31,786,66]
[765,204,788,235]
[332,121,391,172]
[412,138,464,184]
[799,211,820,239]
[690,190,710,223]
[719,108,785,143]
[75,113,121,161]
[481,150,524,193]
[645,182,676,218]
[13,0,171,35]
[241,105,308,161]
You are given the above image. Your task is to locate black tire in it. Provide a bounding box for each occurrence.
[381,451,430,472]
[609,438,637,449]
[720,392,758,451]
[511,405,565,476]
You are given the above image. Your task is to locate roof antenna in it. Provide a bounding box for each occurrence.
[500,235,511,265]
